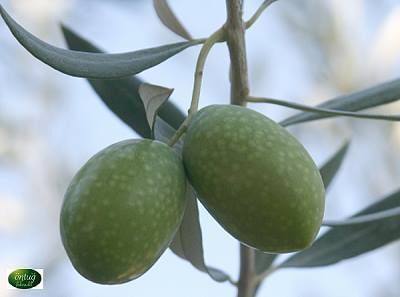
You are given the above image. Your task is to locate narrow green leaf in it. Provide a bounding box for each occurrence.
[322,207,400,226]
[280,78,400,126]
[279,189,400,268]
[247,97,400,123]
[170,184,235,284]
[61,25,186,138]
[0,5,198,79]
[138,83,173,136]
[153,0,192,40]
[319,141,350,190]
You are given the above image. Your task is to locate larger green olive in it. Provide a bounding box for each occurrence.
[183,105,325,253]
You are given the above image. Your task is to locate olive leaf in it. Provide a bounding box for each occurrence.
[153,0,192,40]
[0,5,199,79]
[61,25,186,138]
[322,207,400,227]
[280,78,400,126]
[169,184,235,284]
[250,97,400,122]
[154,132,234,284]
[139,83,174,136]
[279,189,400,268]
[319,141,350,190]
[248,96,400,123]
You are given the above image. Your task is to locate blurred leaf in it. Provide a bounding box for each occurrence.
[61,25,186,138]
[280,78,400,126]
[255,251,278,275]
[323,207,400,227]
[139,83,173,135]
[0,5,198,79]
[170,184,234,283]
[279,189,400,268]
[153,0,192,40]
[319,141,350,189]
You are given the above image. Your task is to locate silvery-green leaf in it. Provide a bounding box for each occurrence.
[249,97,400,122]
[0,5,198,79]
[61,25,186,138]
[279,189,400,268]
[139,83,173,136]
[152,123,232,283]
[169,184,235,284]
[280,78,400,126]
[322,207,400,226]
[153,0,192,40]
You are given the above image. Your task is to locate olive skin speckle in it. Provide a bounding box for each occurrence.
[183,105,325,253]
[60,139,186,284]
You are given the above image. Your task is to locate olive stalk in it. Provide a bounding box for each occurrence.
[168,28,225,147]
[188,27,226,115]
[168,117,188,146]
[169,0,279,147]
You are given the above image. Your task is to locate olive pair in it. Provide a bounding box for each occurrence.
[60,105,325,284]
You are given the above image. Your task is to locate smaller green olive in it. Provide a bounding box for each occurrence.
[60,139,186,284]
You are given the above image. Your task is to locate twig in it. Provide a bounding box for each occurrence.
[224,1,258,297]
[237,245,257,297]
[225,0,250,106]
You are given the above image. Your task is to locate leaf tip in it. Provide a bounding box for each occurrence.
[138,83,174,135]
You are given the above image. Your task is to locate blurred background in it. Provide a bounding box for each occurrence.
[0,0,399,296]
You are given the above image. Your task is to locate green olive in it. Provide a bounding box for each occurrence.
[183,105,325,253]
[60,139,186,284]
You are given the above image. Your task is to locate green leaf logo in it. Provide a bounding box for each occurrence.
[8,269,42,289]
